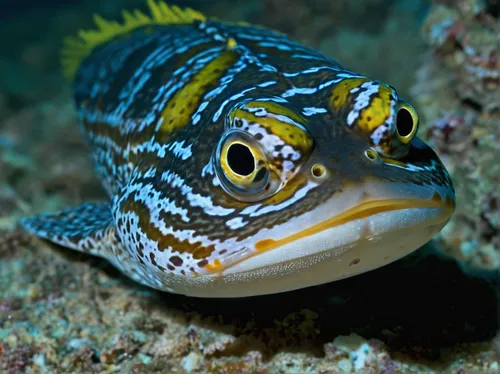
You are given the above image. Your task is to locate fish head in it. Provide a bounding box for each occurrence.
[115,78,455,297]
[196,79,455,296]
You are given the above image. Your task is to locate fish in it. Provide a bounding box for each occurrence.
[19,0,456,298]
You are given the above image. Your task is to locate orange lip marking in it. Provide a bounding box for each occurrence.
[255,193,455,253]
[204,193,454,275]
[205,258,222,272]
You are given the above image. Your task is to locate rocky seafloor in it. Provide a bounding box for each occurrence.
[0,0,498,373]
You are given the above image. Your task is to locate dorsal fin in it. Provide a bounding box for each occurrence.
[61,0,207,80]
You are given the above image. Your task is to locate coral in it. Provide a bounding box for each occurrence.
[411,0,500,272]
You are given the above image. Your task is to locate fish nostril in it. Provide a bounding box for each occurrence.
[364,149,378,161]
[311,164,327,179]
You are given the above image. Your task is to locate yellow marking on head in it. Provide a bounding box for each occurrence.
[379,155,407,168]
[263,173,308,205]
[231,105,312,152]
[357,84,393,134]
[227,37,237,49]
[211,173,310,215]
[61,0,207,80]
[330,78,370,109]
[160,50,238,134]
[255,193,455,253]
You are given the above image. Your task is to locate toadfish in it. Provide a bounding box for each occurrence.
[20,0,455,297]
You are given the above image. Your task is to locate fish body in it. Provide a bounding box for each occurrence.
[20,1,455,297]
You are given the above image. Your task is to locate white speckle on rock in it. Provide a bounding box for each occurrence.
[182,351,203,372]
[338,358,353,373]
[331,334,378,372]
[352,342,372,371]
[33,353,46,368]
[138,353,152,365]
[68,338,89,349]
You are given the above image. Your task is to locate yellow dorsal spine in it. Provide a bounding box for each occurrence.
[61,0,207,81]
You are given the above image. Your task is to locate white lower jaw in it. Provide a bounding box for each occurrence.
[179,206,449,298]
[214,179,453,276]
[160,180,453,298]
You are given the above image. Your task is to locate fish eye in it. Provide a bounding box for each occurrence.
[226,143,255,176]
[215,130,280,202]
[395,101,418,144]
[220,140,264,187]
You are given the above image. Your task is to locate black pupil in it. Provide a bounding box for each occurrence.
[396,108,414,137]
[227,143,255,176]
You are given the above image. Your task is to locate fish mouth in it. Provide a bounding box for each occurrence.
[198,182,455,297]
[204,187,455,277]
[254,192,455,253]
